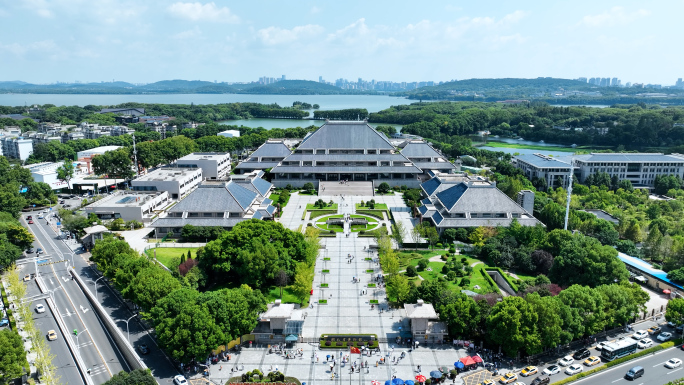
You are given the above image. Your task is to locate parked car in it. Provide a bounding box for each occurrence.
[47,330,57,341]
[676,324,684,334]
[477,381,495,385]
[665,358,682,369]
[499,373,517,384]
[657,332,673,341]
[521,366,538,377]
[543,365,561,376]
[668,321,677,328]
[632,330,648,340]
[138,344,150,355]
[565,364,583,375]
[530,377,550,385]
[559,356,574,366]
[637,338,653,349]
[173,375,188,385]
[26,248,34,254]
[648,326,661,335]
[584,356,601,366]
[35,304,45,313]
[0,318,9,327]
[573,348,591,360]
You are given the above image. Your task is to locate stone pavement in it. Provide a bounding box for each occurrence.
[199,193,471,384]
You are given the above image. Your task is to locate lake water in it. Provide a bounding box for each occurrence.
[0,93,413,112]
[478,146,572,158]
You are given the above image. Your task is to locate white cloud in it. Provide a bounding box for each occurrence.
[173,26,202,40]
[580,6,650,27]
[167,2,239,23]
[257,24,324,45]
[310,6,321,14]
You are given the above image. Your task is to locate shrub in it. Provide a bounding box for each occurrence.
[447,271,457,281]
[441,265,449,274]
[460,257,467,264]
[307,223,312,226]
[460,277,471,286]
[436,243,443,248]
[325,341,331,346]
[378,182,391,194]
[441,254,448,261]
[417,259,430,270]
[449,246,456,254]
[406,265,418,277]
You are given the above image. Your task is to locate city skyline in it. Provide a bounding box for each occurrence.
[1,1,682,85]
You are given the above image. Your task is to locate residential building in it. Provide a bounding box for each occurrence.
[151,174,275,237]
[0,136,33,161]
[512,153,573,189]
[234,139,293,174]
[175,152,231,180]
[404,299,447,343]
[573,153,684,188]
[0,114,37,122]
[218,130,240,138]
[23,162,69,190]
[84,190,170,222]
[131,167,202,199]
[419,179,542,231]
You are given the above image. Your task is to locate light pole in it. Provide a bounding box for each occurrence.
[87,277,105,302]
[74,328,88,360]
[124,314,137,343]
[48,286,64,303]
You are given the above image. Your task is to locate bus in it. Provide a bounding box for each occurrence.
[601,339,638,361]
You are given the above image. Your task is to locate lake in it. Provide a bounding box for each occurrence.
[219,118,403,132]
[478,146,572,158]
[0,93,413,112]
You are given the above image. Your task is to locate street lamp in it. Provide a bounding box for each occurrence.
[48,286,64,302]
[87,277,105,302]
[124,314,137,343]
[73,328,88,360]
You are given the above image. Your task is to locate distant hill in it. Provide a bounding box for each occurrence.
[237,80,346,94]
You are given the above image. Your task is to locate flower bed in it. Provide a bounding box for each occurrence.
[323,257,331,261]
[366,269,374,273]
[369,300,379,304]
[368,283,376,288]
[319,299,328,304]
[322,269,330,273]
[320,283,329,288]
[319,334,379,349]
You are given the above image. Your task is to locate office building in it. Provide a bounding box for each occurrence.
[23,162,69,190]
[512,154,573,189]
[218,130,240,138]
[85,191,170,222]
[175,152,231,180]
[131,167,202,199]
[573,153,684,188]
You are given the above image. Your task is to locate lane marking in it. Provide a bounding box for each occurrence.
[653,361,669,367]
[611,379,623,383]
[667,367,683,374]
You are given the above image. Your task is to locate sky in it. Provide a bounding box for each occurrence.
[0,0,682,85]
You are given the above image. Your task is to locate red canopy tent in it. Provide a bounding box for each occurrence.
[471,356,483,364]
[460,356,476,366]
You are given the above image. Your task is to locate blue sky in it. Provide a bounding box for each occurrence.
[0,0,681,85]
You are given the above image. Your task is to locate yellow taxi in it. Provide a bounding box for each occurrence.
[521,366,538,376]
[47,330,57,341]
[499,373,518,384]
[478,381,495,385]
[584,356,601,366]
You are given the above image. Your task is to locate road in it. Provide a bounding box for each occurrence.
[24,210,129,385]
[28,207,180,384]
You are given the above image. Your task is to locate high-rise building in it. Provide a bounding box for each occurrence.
[282,75,286,81]
[319,76,323,83]
[578,77,587,83]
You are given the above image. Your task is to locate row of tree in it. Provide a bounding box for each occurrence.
[313,108,369,120]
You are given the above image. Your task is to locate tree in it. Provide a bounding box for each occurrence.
[625,221,643,243]
[303,182,315,194]
[0,235,22,270]
[386,274,411,303]
[377,182,391,194]
[667,267,684,284]
[530,250,553,275]
[391,221,405,248]
[617,179,634,191]
[666,298,684,327]
[550,234,629,287]
[121,267,181,311]
[423,226,440,250]
[275,269,289,298]
[0,329,28,384]
[556,285,606,337]
[645,227,663,261]
[0,223,33,250]
[410,224,421,249]
[486,296,541,356]
[103,369,156,385]
[439,294,481,338]
[56,159,75,190]
[291,263,314,305]
[525,293,565,349]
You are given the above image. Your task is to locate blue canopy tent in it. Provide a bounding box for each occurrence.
[455,362,465,369]
[429,371,442,378]
[392,379,405,385]
[405,381,415,385]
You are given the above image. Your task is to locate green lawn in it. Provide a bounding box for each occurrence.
[148,247,199,269]
[307,203,338,210]
[355,203,389,210]
[482,141,608,154]
[400,253,498,294]
[266,285,310,306]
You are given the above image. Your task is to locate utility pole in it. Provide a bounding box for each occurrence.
[132,133,139,176]
[563,159,574,231]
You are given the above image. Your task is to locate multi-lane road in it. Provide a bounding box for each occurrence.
[22,207,179,384]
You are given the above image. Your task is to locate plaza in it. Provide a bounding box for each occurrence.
[200,191,473,385]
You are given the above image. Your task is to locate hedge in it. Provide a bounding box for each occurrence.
[309,210,338,219]
[550,341,677,385]
[227,376,301,385]
[355,210,385,220]
[479,268,501,294]
[484,267,519,292]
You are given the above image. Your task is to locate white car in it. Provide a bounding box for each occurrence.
[632,330,649,340]
[666,358,682,369]
[559,356,574,366]
[173,375,188,385]
[637,338,653,349]
[38,215,44,219]
[35,304,45,313]
[565,364,583,375]
[595,342,607,351]
[543,365,561,376]
[658,332,673,342]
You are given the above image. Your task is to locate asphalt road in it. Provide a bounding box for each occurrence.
[24,211,129,385]
[27,207,180,384]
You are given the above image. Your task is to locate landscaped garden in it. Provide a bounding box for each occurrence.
[314,214,380,233]
[147,247,200,269]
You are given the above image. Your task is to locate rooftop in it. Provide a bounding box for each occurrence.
[618,252,683,290]
[250,140,292,158]
[78,145,122,154]
[261,300,295,319]
[574,153,684,163]
[514,153,572,168]
[178,152,230,161]
[87,191,168,208]
[134,168,201,182]
[404,299,439,319]
[298,121,394,150]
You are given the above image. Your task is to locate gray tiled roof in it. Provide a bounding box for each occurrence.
[284,154,404,161]
[168,182,257,213]
[401,141,444,157]
[412,161,457,171]
[298,121,394,150]
[227,182,259,209]
[250,141,292,158]
[436,182,530,214]
[433,217,541,228]
[574,153,684,163]
[514,154,571,168]
[234,177,272,197]
[270,165,422,174]
[421,178,442,196]
[152,217,247,228]
[234,161,281,170]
